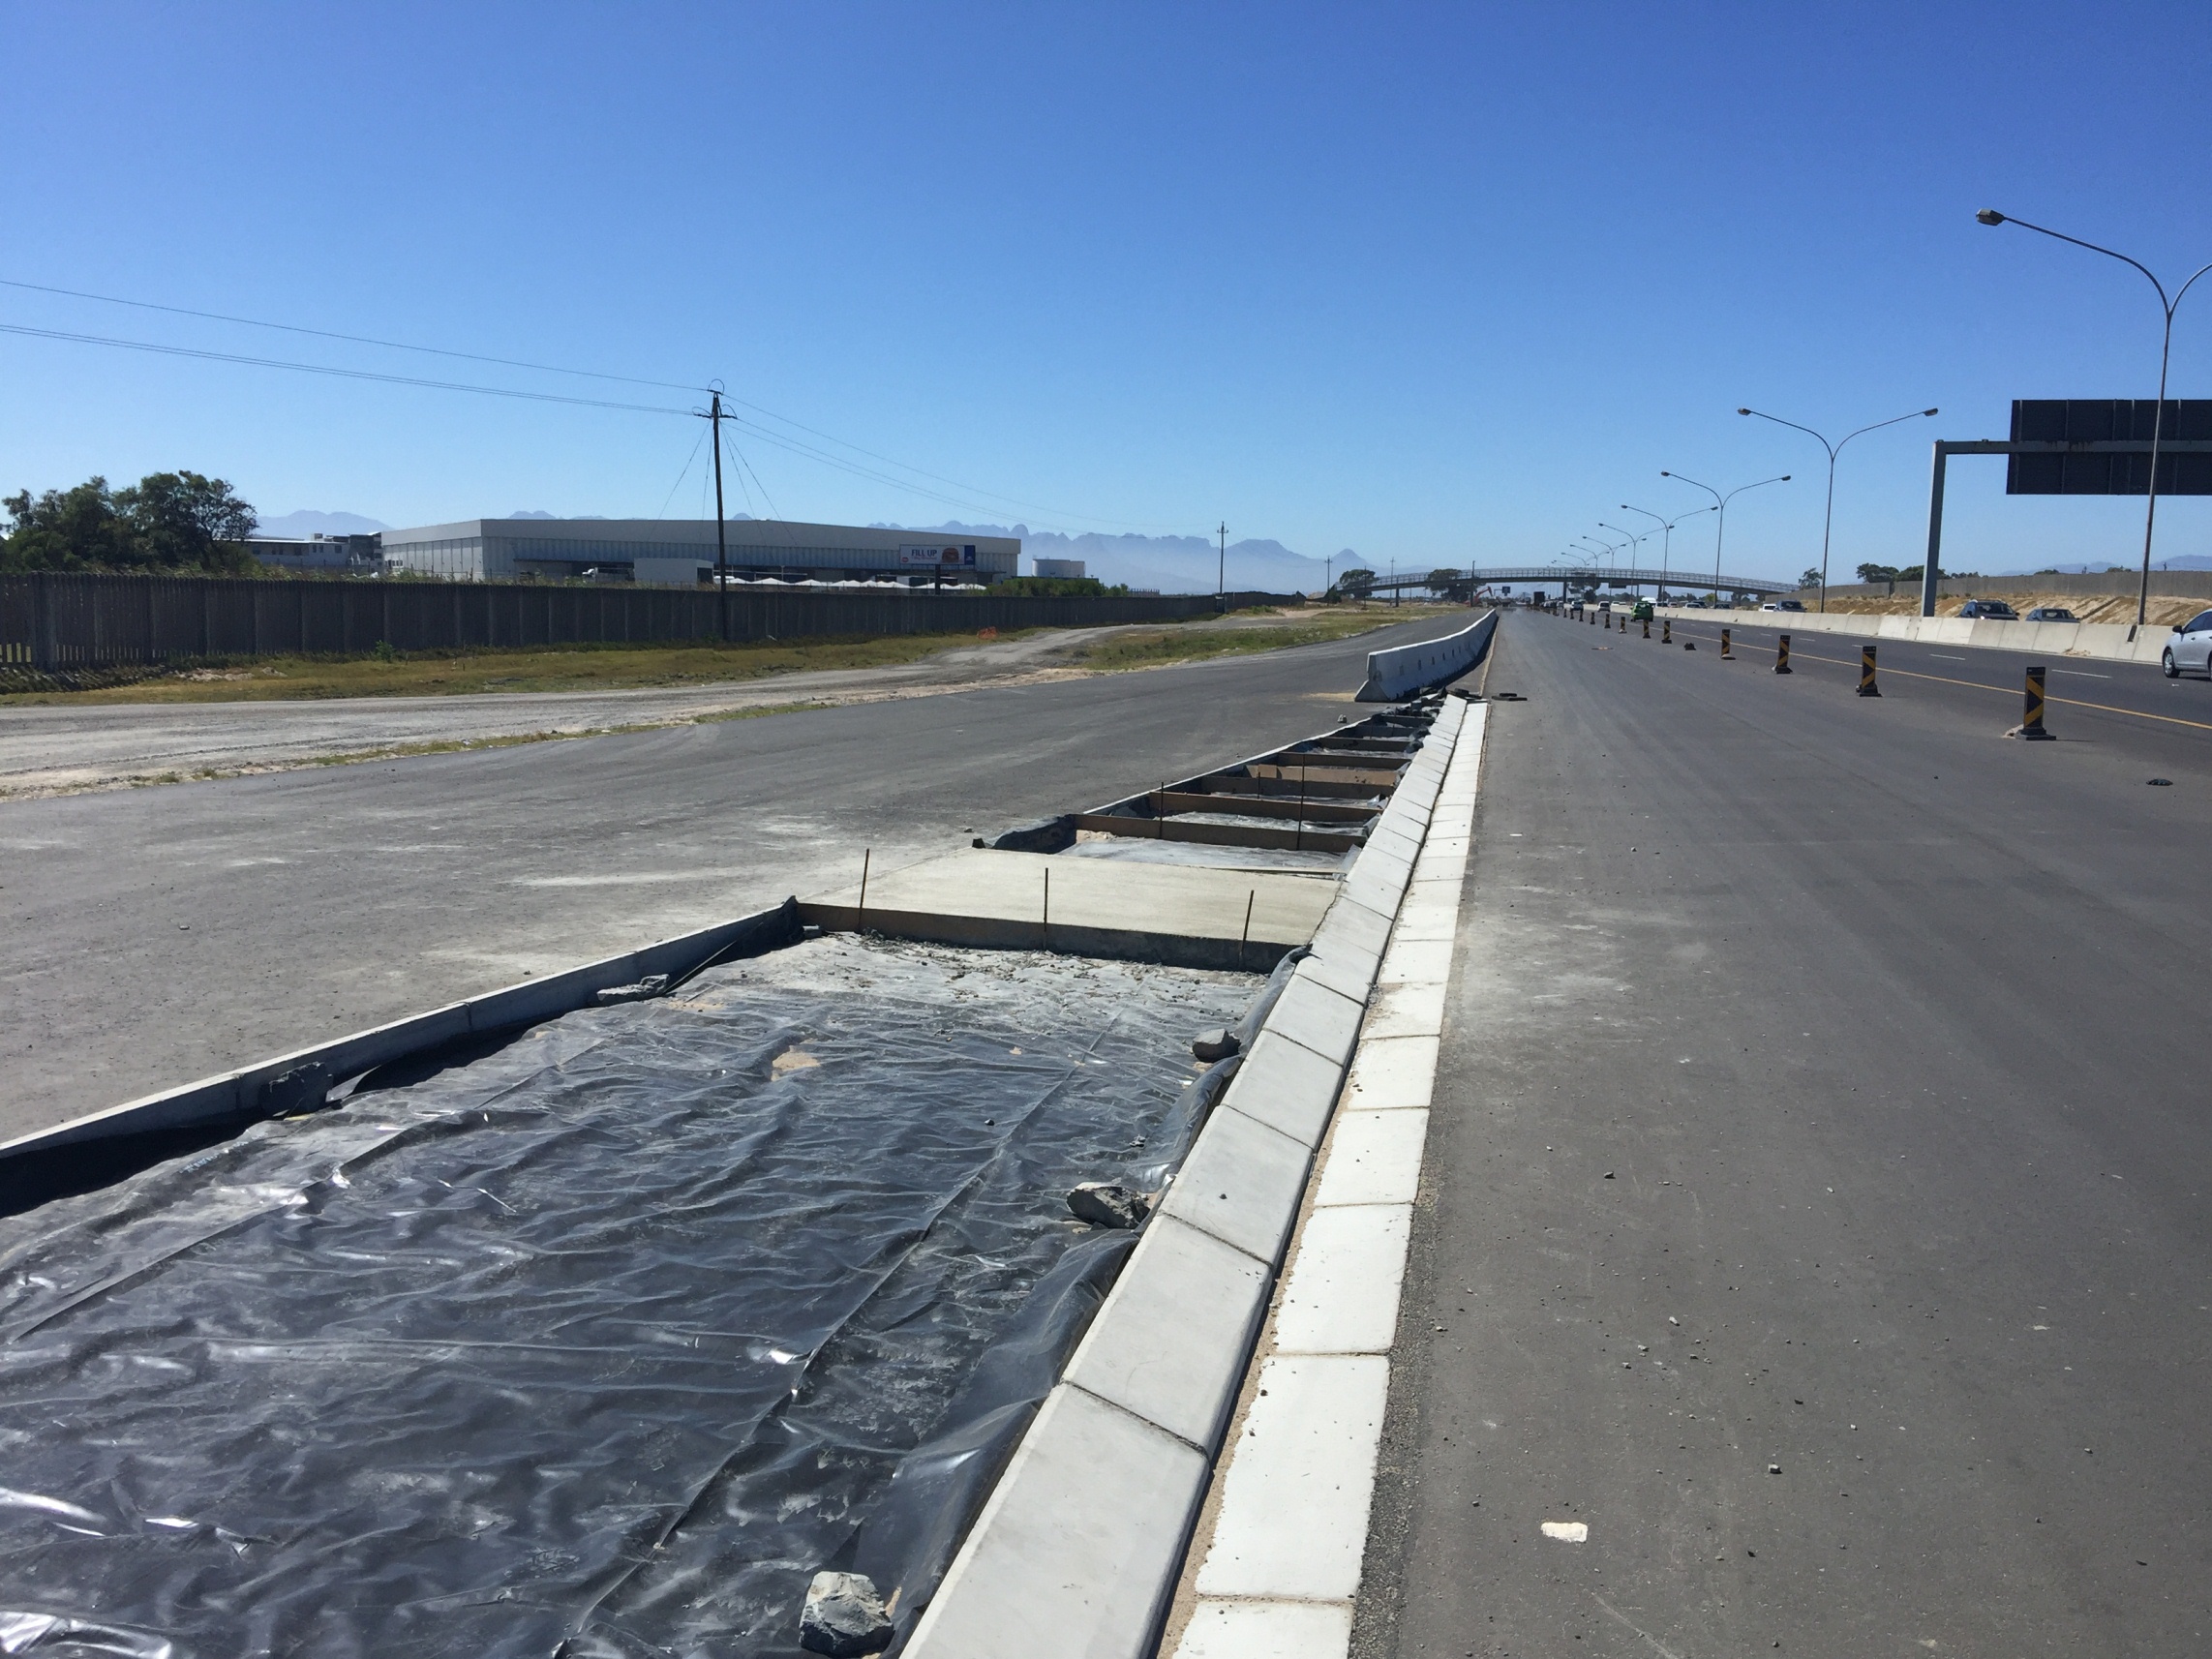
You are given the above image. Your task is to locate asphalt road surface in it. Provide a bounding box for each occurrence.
[0,613,1470,1138]
[0,614,1356,798]
[1360,611,2210,1655]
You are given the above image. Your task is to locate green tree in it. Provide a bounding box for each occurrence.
[2,471,258,572]
[1800,566,1824,589]
[1856,561,1898,585]
[1337,566,1376,596]
[117,471,258,571]
[2,477,137,570]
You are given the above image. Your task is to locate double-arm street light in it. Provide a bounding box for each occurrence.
[1736,406,1936,611]
[1659,470,1792,606]
[1977,209,2212,630]
[1620,502,1715,601]
[1597,523,1651,591]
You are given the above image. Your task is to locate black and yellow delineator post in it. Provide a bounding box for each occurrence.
[2011,665,2055,739]
[1642,616,1651,638]
[1858,644,1880,696]
[1773,633,1793,674]
[1720,627,1733,658]
[1661,618,1672,644]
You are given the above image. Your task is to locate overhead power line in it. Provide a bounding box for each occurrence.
[0,278,1194,532]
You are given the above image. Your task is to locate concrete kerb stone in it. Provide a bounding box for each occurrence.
[1375,937,1454,987]
[1311,896,1393,968]
[1361,978,1449,1041]
[1269,969,1369,1071]
[1157,1106,1316,1266]
[912,699,1471,1659]
[1314,1109,1430,1207]
[1270,1203,1413,1355]
[1220,1028,1350,1149]
[1295,947,1377,1007]
[1061,1214,1272,1454]
[1339,1035,1440,1112]
[901,1383,1210,1659]
[1177,1598,1352,1658]
[1190,1353,1391,1603]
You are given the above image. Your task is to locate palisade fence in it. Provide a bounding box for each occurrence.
[0,573,1293,671]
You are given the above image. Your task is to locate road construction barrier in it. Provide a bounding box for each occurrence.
[1858,644,1880,697]
[2014,665,2054,739]
[1661,618,1672,644]
[1642,617,1651,638]
[1774,634,1793,675]
[1720,627,1733,658]
[1355,609,1499,701]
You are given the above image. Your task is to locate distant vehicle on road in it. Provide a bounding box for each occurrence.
[2022,606,2078,622]
[2162,609,2212,678]
[1956,599,2019,619]
[1760,599,1805,613]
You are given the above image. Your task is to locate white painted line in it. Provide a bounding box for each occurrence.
[1315,1109,1430,1207]
[1340,1035,1439,1111]
[1272,1204,1412,1354]
[1177,1598,1351,1657]
[1192,1354,1390,1601]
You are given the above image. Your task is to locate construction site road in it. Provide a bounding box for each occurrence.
[1361,611,2212,1656]
[0,611,1473,1139]
[0,611,1394,799]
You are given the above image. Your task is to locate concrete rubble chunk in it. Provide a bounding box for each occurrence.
[800,1570,894,1656]
[1192,1027,1241,1062]
[1069,1181,1152,1229]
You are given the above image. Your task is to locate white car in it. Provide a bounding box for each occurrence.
[1760,599,1805,613]
[2163,609,2212,679]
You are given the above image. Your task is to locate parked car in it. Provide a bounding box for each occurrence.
[1956,599,2019,619]
[2022,606,2078,622]
[2162,609,2212,678]
[1760,599,1805,613]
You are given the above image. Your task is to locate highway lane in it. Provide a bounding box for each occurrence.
[0,613,1470,1138]
[1360,611,2211,1657]
[1656,612,2212,746]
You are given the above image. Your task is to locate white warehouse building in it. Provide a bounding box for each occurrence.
[378,518,1021,587]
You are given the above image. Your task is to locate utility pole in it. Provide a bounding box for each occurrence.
[710,389,729,644]
[1218,522,1227,613]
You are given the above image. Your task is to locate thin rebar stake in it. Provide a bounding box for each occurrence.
[1240,889,1256,971]
[856,848,870,933]
[1043,865,1051,950]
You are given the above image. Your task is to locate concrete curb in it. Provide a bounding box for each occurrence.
[0,901,803,1165]
[1656,604,2178,666]
[902,698,1471,1659]
[1162,701,1486,1658]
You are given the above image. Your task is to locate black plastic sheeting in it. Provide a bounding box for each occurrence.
[0,938,1262,1658]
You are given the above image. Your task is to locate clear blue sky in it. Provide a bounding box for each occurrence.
[5,1,2209,581]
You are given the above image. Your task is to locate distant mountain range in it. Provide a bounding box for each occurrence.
[882,522,1373,594]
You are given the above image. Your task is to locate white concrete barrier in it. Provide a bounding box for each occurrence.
[1660,605,2177,667]
[1355,610,1498,701]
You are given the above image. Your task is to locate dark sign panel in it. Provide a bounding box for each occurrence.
[2007,400,2212,495]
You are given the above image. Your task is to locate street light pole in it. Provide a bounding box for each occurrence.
[1621,503,1714,603]
[1977,209,2212,632]
[1599,523,1649,592]
[1660,470,1792,607]
[1737,406,1937,612]
[1217,522,1227,614]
